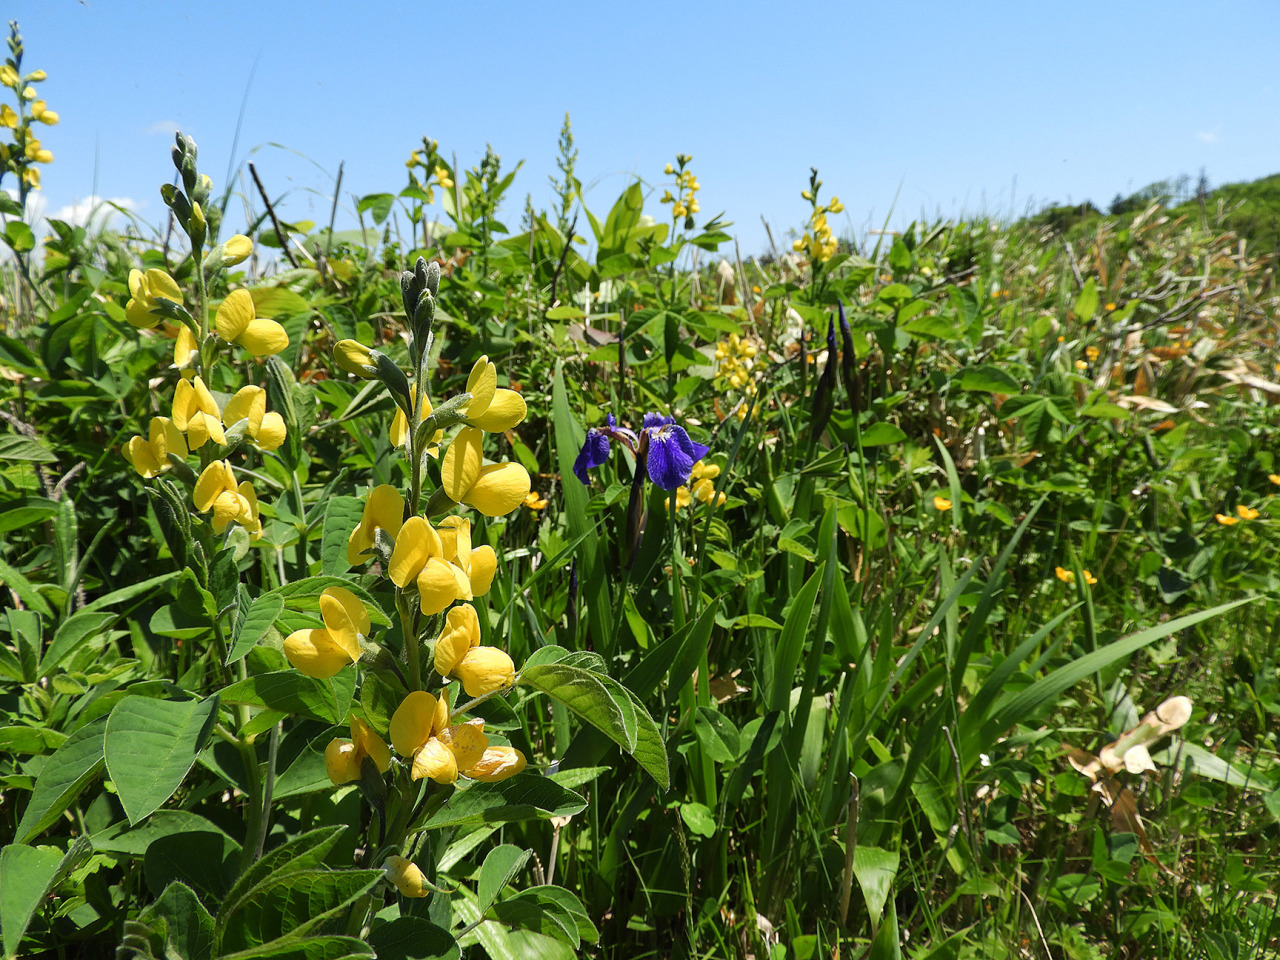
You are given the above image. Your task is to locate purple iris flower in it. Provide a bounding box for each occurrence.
[573,412,708,491]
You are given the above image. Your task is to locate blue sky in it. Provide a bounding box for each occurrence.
[12,0,1280,257]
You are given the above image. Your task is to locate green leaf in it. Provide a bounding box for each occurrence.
[0,843,64,958]
[93,810,232,856]
[367,917,458,960]
[544,305,585,321]
[0,433,58,463]
[220,671,351,725]
[478,844,531,912]
[955,364,1020,394]
[489,890,581,948]
[142,880,216,960]
[40,611,114,676]
[887,238,912,273]
[16,718,106,843]
[679,802,717,838]
[219,935,375,960]
[319,497,363,575]
[263,576,391,627]
[853,845,900,927]
[104,695,220,825]
[226,593,285,665]
[519,662,636,747]
[858,422,907,447]
[4,219,35,253]
[1073,276,1098,320]
[218,868,383,952]
[424,773,586,829]
[693,706,739,763]
[764,565,823,713]
[356,192,395,225]
[219,826,348,930]
[0,556,53,617]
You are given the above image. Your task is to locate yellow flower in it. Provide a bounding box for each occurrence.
[173,325,198,369]
[325,716,392,785]
[222,234,253,266]
[434,603,481,676]
[193,461,255,534]
[390,689,449,758]
[1054,566,1075,583]
[0,65,16,88]
[21,167,38,189]
[388,517,471,615]
[465,746,527,782]
[223,385,287,452]
[1085,345,1100,361]
[172,376,226,449]
[126,268,183,329]
[468,388,526,433]
[453,646,516,698]
[26,70,47,83]
[0,104,15,127]
[1215,513,1240,526]
[215,289,288,357]
[334,339,378,378]
[412,738,459,784]
[1082,570,1098,585]
[672,203,687,218]
[436,517,498,598]
[123,417,187,478]
[933,496,952,511]
[524,491,548,510]
[434,165,453,190]
[1236,504,1259,520]
[1269,474,1280,486]
[1104,302,1117,311]
[384,856,430,898]
[347,484,405,565]
[282,586,368,678]
[440,427,531,517]
[31,100,57,125]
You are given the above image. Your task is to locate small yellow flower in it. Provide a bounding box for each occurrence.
[1084,346,1100,361]
[524,490,548,510]
[334,339,378,378]
[1104,302,1117,311]
[347,484,405,565]
[172,376,226,449]
[122,417,187,478]
[0,65,17,88]
[30,100,57,125]
[193,461,257,535]
[26,69,47,83]
[223,385,287,452]
[440,427,531,517]
[388,516,471,615]
[21,167,39,189]
[1054,566,1075,583]
[173,325,198,369]
[390,689,448,758]
[1082,570,1098,585]
[282,586,368,679]
[433,165,453,190]
[222,234,253,266]
[1269,474,1280,486]
[125,268,183,329]
[1236,504,1259,520]
[933,496,952,511]
[1215,513,1239,526]
[672,203,687,218]
[0,104,15,127]
[436,516,498,598]
[434,603,481,676]
[465,746,527,782]
[384,856,430,898]
[215,289,288,357]
[324,716,392,785]
[453,647,516,698]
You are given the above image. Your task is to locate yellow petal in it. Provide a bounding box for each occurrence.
[389,516,441,587]
[384,856,430,898]
[463,463,531,517]
[190,411,226,448]
[464,746,527,782]
[434,603,480,677]
[325,739,361,785]
[334,339,376,377]
[211,491,247,533]
[215,288,255,342]
[174,325,198,367]
[469,389,526,432]
[223,234,253,266]
[223,385,266,434]
[452,646,515,697]
[450,561,473,602]
[468,545,497,597]
[464,356,497,418]
[364,484,405,540]
[191,377,220,418]
[145,269,183,306]
[319,590,362,662]
[440,427,483,503]
[348,525,373,566]
[390,690,438,758]
[438,721,488,771]
[255,412,287,451]
[126,297,159,329]
[417,558,461,615]
[283,627,354,679]
[390,407,409,448]
[411,738,458,784]
[432,686,452,739]
[438,516,471,571]
[171,378,194,430]
[239,316,289,357]
[124,436,162,478]
[324,585,371,637]
[193,460,230,512]
[351,717,392,773]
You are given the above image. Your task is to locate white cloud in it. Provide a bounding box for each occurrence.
[146,120,181,136]
[48,195,141,229]
[1196,131,1220,144]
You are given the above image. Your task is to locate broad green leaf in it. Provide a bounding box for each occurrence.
[319,496,363,576]
[218,934,375,960]
[955,364,1019,394]
[93,809,232,856]
[143,831,240,900]
[367,917,459,960]
[693,706,739,763]
[104,695,220,825]
[679,802,716,838]
[0,433,58,462]
[41,611,115,677]
[424,774,586,829]
[218,868,383,952]
[0,556,53,617]
[142,880,215,960]
[219,670,351,724]
[858,423,907,447]
[478,844,531,912]
[853,845,899,927]
[1073,276,1098,320]
[219,826,348,930]
[489,890,581,948]
[519,663,635,751]
[0,843,64,958]
[226,593,285,664]
[16,717,106,843]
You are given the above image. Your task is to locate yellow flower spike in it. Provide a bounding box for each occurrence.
[223,234,253,266]
[434,603,481,676]
[325,740,361,785]
[468,388,526,432]
[412,738,459,784]
[452,646,515,698]
[1215,513,1240,526]
[215,289,288,357]
[384,856,431,898]
[1236,504,1260,520]
[464,356,498,418]
[388,516,443,587]
[441,427,484,503]
[390,690,439,758]
[348,484,405,564]
[462,463,532,517]
[465,746,527,782]
[438,720,488,771]
[126,268,183,329]
[933,496,953,511]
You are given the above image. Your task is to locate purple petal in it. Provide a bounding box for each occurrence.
[646,425,709,490]
[573,429,612,484]
[642,412,674,430]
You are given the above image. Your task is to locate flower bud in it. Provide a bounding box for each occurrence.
[384,856,430,898]
[465,746,527,782]
[333,340,378,378]
[223,234,253,266]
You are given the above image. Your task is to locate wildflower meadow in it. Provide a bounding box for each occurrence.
[2,19,1280,960]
